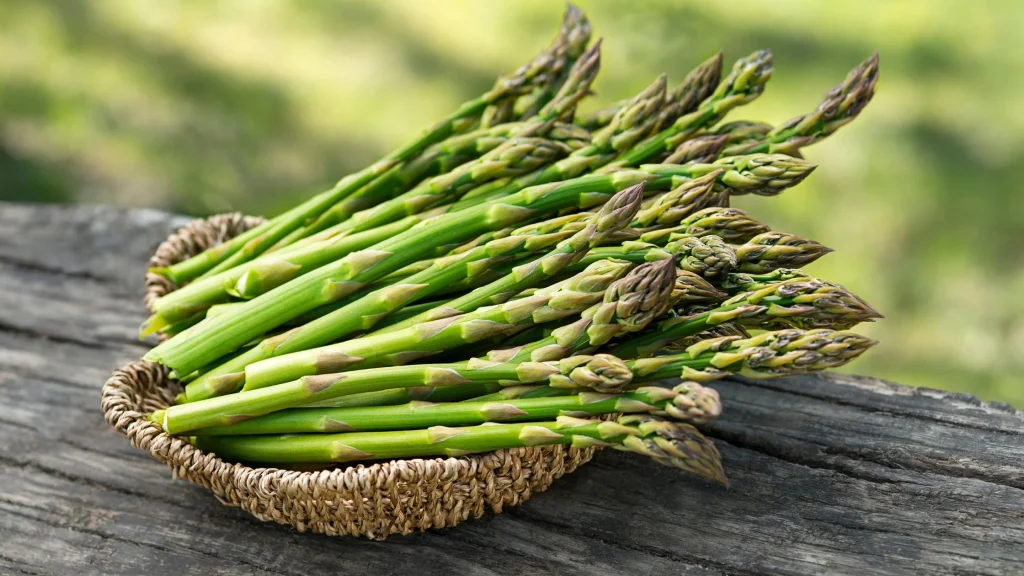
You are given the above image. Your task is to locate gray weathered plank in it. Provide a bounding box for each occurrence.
[0,202,1021,576]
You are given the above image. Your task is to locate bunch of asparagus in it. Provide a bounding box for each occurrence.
[143,5,881,485]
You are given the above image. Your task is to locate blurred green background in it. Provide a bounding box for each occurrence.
[2,0,1021,404]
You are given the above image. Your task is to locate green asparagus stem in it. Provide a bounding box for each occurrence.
[192,382,719,435]
[460,384,565,402]
[281,122,591,246]
[492,259,718,363]
[177,209,626,402]
[192,414,727,485]
[373,182,645,333]
[717,268,812,293]
[298,43,601,243]
[628,328,877,383]
[606,50,773,169]
[146,153,812,376]
[300,382,510,408]
[610,278,882,358]
[632,170,723,228]
[481,3,592,126]
[142,215,428,331]
[662,324,751,352]
[149,8,587,285]
[723,53,879,156]
[655,53,727,133]
[454,71,670,207]
[240,260,633,390]
[577,52,722,134]
[153,353,633,434]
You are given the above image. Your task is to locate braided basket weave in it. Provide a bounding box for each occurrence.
[101,213,598,539]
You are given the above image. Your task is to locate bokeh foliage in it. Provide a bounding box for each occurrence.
[2,0,1021,404]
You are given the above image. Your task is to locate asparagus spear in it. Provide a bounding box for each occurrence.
[717,268,812,293]
[609,277,882,358]
[142,214,432,330]
[736,232,834,273]
[456,57,726,209]
[654,53,728,133]
[628,328,877,382]
[577,52,723,133]
[146,153,812,376]
[239,259,633,390]
[193,414,727,485]
[294,44,602,244]
[491,261,725,363]
[280,121,592,247]
[570,234,738,279]
[632,170,724,228]
[177,207,630,402]
[481,3,592,126]
[661,134,729,165]
[605,50,774,169]
[192,382,720,435]
[153,353,634,434]
[638,207,770,246]
[723,53,879,157]
[301,381,509,409]
[662,324,751,352]
[151,21,587,286]
[372,182,645,333]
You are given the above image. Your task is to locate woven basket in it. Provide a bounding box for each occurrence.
[101,213,598,539]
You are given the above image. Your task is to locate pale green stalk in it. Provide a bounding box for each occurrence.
[192,414,727,485]
[191,382,720,435]
[239,260,633,390]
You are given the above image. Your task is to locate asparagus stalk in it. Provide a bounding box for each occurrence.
[177,208,629,402]
[577,52,722,133]
[455,58,717,209]
[372,182,645,333]
[481,3,592,126]
[280,121,592,246]
[239,259,633,390]
[661,134,729,165]
[638,207,770,246]
[149,7,591,285]
[192,382,720,435]
[142,215,430,330]
[723,53,879,157]
[656,53,727,131]
[570,234,738,279]
[662,324,751,352]
[605,50,773,169]
[631,170,724,228]
[146,153,812,376]
[302,382,509,408]
[193,414,727,485]
[609,277,882,358]
[153,353,633,434]
[295,44,602,243]
[736,232,834,273]
[628,328,877,383]
[717,268,812,293]
[491,262,725,363]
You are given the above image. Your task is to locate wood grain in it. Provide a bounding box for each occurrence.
[0,202,1021,576]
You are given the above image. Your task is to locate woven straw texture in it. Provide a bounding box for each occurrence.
[102,213,597,539]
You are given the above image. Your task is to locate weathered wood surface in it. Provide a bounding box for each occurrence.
[0,202,1021,576]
